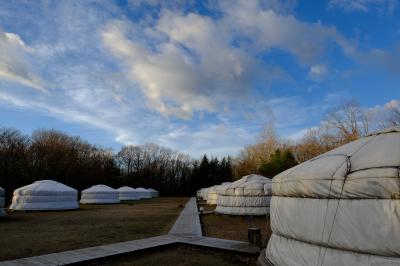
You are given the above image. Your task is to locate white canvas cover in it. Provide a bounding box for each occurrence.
[0,187,5,216]
[215,174,272,215]
[80,184,120,204]
[147,188,159,198]
[265,127,400,266]
[117,186,139,201]
[135,187,152,199]
[9,180,79,210]
[205,185,219,204]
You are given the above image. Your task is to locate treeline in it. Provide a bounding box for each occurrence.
[234,100,400,177]
[0,129,233,203]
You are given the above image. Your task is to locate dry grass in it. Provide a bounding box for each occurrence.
[89,244,258,266]
[201,205,272,246]
[0,197,188,261]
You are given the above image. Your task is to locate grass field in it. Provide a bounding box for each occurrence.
[201,204,272,246]
[88,244,258,266]
[0,197,188,261]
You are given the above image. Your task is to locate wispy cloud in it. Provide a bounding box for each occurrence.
[328,0,397,14]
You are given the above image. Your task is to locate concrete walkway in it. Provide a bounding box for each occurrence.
[0,197,259,265]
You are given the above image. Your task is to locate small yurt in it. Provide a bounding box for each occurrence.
[135,187,152,199]
[205,185,219,205]
[80,185,120,204]
[263,127,400,266]
[0,187,5,216]
[10,180,79,211]
[215,174,272,215]
[147,188,159,198]
[118,186,139,201]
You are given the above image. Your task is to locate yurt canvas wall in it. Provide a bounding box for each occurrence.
[264,127,400,266]
[80,185,120,204]
[205,185,219,205]
[118,186,139,201]
[147,188,159,198]
[0,187,5,216]
[135,187,152,199]
[10,180,79,211]
[215,174,272,215]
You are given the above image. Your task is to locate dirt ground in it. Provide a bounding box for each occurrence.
[88,244,258,266]
[201,205,272,247]
[0,197,188,261]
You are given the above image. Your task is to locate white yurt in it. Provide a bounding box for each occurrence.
[205,185,219,205]
[80,185,120,204]
[135,187,152,199]
[215,174,272,215]
[118,186,139,201]
[9,180,79,211]
[147,188,159,198]
[0,187,5,216]
[263,127,400,266]
[205,182,232,205]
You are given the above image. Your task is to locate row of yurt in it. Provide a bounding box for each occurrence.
[5,182,159,211]
[0,187,5,217]
[196,182,232,204]
[215,174,272,216]
[262,127,400,266]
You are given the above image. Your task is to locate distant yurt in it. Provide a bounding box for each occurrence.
[205,185,219,205]
[215,174,272,215]
[135,187,152,199]
[263,127,400,266]
[205,182,232,205]
[80,185,120,204]
[0,187,5,216]
[118,186,139,201]
[10,180,79,211]
[147,188,159,198]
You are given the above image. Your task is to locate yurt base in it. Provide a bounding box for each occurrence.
[257,250,274,266]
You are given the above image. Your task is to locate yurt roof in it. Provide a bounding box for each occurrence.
[147,188,158,192]
[273,127,400,198]
[82,184,116,193]
[221,174,271,196]
[13,180,77,196]
[135,187,149,192]
[117,186,135,192]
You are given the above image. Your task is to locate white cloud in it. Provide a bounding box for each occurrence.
[101,1,357,119]
[328,0,397,13]
[0,30,44,91]
[308,64,328,81]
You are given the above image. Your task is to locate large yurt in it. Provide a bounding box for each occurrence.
[9,180,79,211]
[117,186,139,201]
[135,187,152,199]
[0,187,5,216]
[215,174,272,215]
[80,185,120,204]
[147,188,159,198]
[263,127,400,266]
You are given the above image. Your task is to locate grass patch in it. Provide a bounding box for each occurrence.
[201,205,272,246]
[88,244,258,266]
[0,197,188,261]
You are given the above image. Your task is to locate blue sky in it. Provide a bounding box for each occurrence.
[0,0,399,158]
